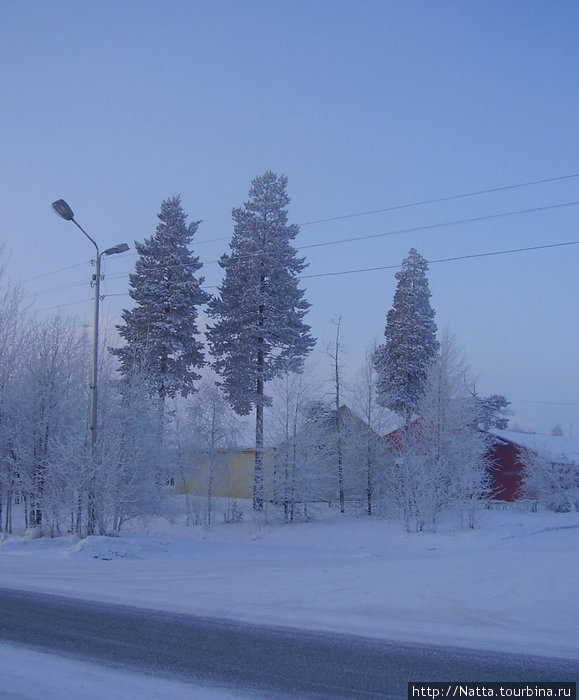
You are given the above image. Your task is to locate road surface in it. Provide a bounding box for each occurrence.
[1,587,576,698]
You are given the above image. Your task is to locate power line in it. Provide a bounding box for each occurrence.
[92,199,579,288]
[28,173,579,284]
[167,172,579,247]
[27,278,95,297]
[299,201,579,251]
[31,297,94,313]
[428,240,579,266]
[33,237,579,312]
[24,258,130,298]
[511,400,579,407]
[298,173,579,227]
[29,180,579,298]
[29,230,579,304]
[20,260,91,284]
[299,240,579,280]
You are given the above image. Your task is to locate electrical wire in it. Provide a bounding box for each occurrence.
[31,297,93,313]
[298,173,579,227]
[300,240,579,280]
[299,201,579,252]
[28,175,579,301]
[74,199,579,289]
[31,172,579,283]
[511,400,579,407]
[189,172,579,244]
[32,237,579,311]
[20,260,92,284]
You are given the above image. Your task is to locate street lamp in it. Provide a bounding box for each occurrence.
[51,199,129,535]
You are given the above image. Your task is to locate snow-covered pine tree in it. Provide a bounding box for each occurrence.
[206,171,315,511]
[374,248,438,425]
[476,393,511,430]
[111,196,210,402]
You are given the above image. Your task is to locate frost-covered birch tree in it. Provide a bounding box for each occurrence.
[396,335,491,530]
[174,382,241,525]
[329,317,345,513]
[206,172,315,510]
[274,398,336,518]
[9,316,87,534]
[518,447,579,512]
[93,362,163,533]
[374,248,438,426]
[349,345,397,515]
[0,263,24,534]
[112,195,210,405]
[269,366,327,521]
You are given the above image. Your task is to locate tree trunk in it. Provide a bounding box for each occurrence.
[75,490,83,534]
[366,436,373,516]
[333,319,345,514]
[4,490,12,534]
[254,345,265,511]
[254,278,266,512]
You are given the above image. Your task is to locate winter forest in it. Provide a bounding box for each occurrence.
[0,171,550,539]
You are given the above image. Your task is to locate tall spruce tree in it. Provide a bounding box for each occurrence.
[206,171,315,510]
[374,248,438,425]
[112,195,210,402]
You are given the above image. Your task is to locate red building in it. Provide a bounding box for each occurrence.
[385,425,579,503]
[487,437,525,501]
[488,429,579,502]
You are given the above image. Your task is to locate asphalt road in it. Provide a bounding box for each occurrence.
[0,587,577,698]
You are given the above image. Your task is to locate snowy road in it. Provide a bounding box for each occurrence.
[1,587,577,699]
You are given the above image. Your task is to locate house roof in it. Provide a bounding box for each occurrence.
[383,420,421,451]
[489,429,579,465]
[277,404,390,449]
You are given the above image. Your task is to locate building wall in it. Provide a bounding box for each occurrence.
[488,442,522,501]
[175,448,275,500]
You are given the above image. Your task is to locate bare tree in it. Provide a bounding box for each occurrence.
[348,344,398,515]
[9,316,87,534]
[269,364,326,522]
[0,263,24,534]
[328,317,345,513]
[183,383,241,525]
[396,334,491,531]
[518,447,578,512]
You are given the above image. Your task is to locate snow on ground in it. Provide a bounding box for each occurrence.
[0,642,256,699]
[1,499,578,696]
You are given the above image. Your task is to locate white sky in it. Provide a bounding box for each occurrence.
[1,1,578,434]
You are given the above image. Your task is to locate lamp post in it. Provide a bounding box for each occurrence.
[51,199,129,535]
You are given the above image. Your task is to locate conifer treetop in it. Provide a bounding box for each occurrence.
[112,195,210,400]
[374,247,438,422]
[207,171,315,415]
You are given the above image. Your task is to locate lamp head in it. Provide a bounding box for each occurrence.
[103,243,130,256]
[52,199,75,221]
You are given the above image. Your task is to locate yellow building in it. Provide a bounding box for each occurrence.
[174,447,275,500]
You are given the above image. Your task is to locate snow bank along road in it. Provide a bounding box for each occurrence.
[1,588,577,699]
